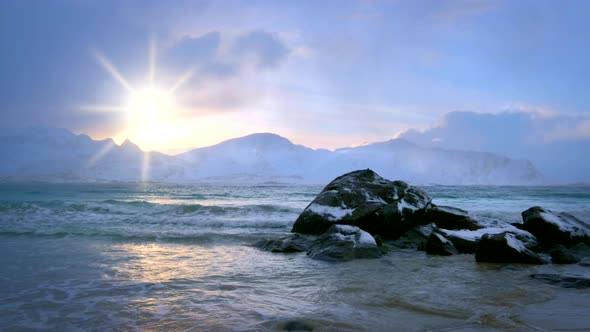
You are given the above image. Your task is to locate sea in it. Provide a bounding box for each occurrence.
[0,182,589,331]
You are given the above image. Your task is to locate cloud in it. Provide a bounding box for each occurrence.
[165,31,221,68]
[165,30,290,77]
[231,30,290,69]
[399,110,590,182]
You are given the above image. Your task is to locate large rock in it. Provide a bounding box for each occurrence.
[252,234,313,253]
[307,224,381,261]
[390,224,435,250]
[425,232,458,256]
[475,232,545,264]
[521,206,590,247]
[291,169,432,238]
[426,205,482,231]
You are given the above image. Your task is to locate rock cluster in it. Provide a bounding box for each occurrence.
[253,169,589,265]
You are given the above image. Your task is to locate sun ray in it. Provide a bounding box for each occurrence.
[86,138,117,168]
[149,37,157,85]
[76,104,127,113]
[92,49,135,92]
[141,151,151,182]
[168,68,195,94]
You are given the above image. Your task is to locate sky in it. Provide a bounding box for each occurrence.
[1,0,589,159]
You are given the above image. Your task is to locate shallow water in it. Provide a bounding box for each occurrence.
[0,182,589,331]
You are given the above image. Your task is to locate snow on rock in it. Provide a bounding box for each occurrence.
[440,226,534,242]
[291,169,432,238]
[329,225,377,248]
[440,226,538,254]
[307,224,381,261]
[426,205,482,230]
[307,204,355,221]
[475,232,545,264]
[521,206,590,247]
[505,233,528,253]
[425,232,458,256]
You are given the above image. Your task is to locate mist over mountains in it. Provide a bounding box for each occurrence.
[0,127,543,185]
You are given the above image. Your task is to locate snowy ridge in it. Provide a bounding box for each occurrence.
[0,127,543,184]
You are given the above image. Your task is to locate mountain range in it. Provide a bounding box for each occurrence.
[0,127,542,184]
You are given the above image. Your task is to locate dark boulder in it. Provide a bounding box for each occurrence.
[252,234,313,253]
[530,274,590,289]
[549,245,580,264]
[425,232,458,256]
[521,206,589,247]
[438,229,479,254]
[426,205,482,231]
[390,224,435,250]
[475,232,545,264]
[307,224,381,262]
[291,169,432,239]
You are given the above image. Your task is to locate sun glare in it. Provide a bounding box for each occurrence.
[126,87,175,127]
[83,41,197,181]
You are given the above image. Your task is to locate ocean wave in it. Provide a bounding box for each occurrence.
[0,229,283,243]
[0,199,303,216]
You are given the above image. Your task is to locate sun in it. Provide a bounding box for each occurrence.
[81,40,196,181]
[126,87,175,127]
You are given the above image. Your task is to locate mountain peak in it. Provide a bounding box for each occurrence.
[120,138,142,151]
[221,132,295,148]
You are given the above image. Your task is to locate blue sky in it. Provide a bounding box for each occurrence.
[1,0,589,157]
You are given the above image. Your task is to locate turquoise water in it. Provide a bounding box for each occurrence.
[0,183,589,331]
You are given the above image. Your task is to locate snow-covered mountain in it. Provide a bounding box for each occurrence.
[0,128,542,184]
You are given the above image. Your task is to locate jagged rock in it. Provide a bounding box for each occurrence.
[425,232,458,256]
[530,274,590,289]
[291,169,432,238]
[521,206,590,247]
[475,232,545,264]
[390,224,435,250]
[307,224,381,262]
[426,205,482,230]
[549,245,580,264]
[252,234,313,253]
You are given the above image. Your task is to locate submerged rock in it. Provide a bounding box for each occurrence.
[307,224,381,262]
[521,206,590,247]
[252,234,313,253]
[475,232,545,264]
[283,320,313,331]
[549,245,580,264]
[530,274,590,289]
[427,205,482,231]
[291,169,432,238]
[425,232,458,256]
